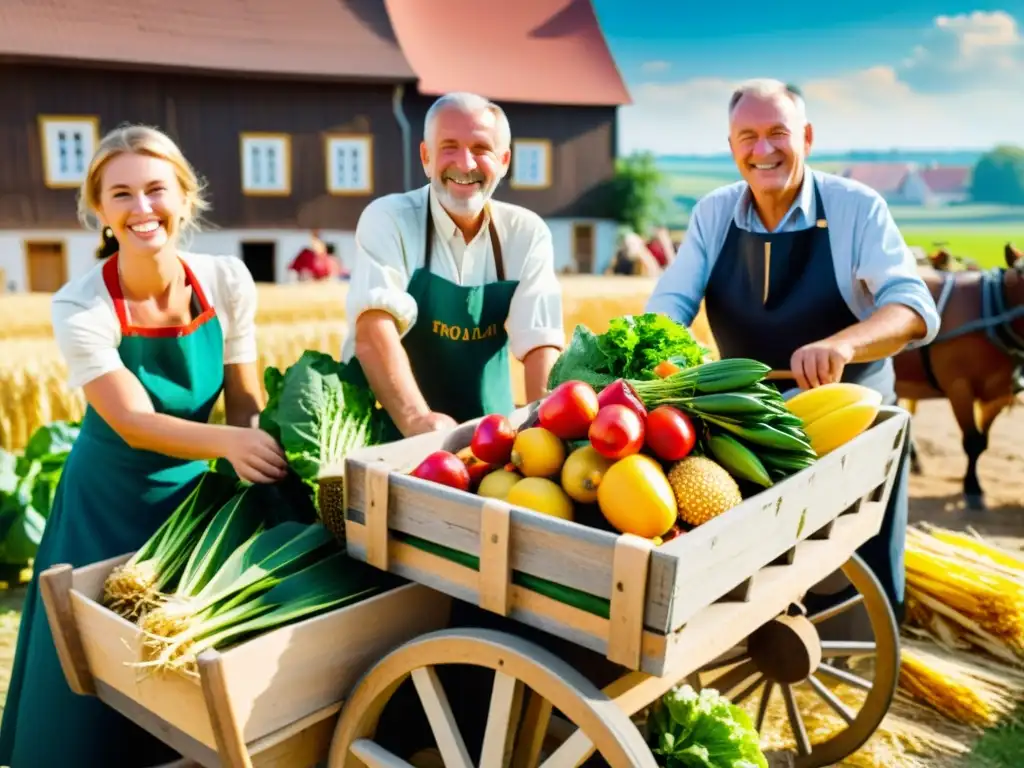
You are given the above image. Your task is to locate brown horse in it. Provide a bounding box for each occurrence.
[894,242,1024,509]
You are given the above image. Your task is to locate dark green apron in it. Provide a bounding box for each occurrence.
[346,193,519,438]
[0,255,225,767]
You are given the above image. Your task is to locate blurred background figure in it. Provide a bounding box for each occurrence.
[288,229,344,281]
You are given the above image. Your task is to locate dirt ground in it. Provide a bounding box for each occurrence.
[905,397,1024,546]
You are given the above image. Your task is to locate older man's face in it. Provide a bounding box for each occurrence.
[728,93,812,196]
[421,107,510,217]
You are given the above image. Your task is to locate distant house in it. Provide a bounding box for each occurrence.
[0,0,631,293]
[840,163,971,207]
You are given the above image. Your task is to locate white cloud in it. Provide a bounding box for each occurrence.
[640,60,672,74]
[619,11,1024,155]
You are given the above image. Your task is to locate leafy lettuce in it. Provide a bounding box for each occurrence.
[258,351,389,515]
[647,685,768,768]
[547,313,710,392]
[0,420,79,569]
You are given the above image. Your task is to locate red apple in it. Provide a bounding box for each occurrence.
[537,380,600,439]
[411,451,471,492]
[589,404,645,460]
[470,414,516,465]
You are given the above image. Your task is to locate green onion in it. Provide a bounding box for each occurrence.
[136,522,376,675]
[101,472,240,621]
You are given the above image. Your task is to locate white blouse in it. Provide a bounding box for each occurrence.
[51,252,258,390]
[340,185,566,364]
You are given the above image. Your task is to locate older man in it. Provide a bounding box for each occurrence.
[341,91,564,440]
[646,79,940,620]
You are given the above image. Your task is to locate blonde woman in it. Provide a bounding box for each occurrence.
[0,125,286,767]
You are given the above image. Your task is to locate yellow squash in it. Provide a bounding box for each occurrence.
[785,382,881,426]
[597,454,677,538]
[804,401,880,456]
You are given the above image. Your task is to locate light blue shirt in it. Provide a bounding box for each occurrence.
[645,167,941,349]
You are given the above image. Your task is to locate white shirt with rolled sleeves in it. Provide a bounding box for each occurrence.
[51,252,259,390]
[645,167,942,347]
[340,184,565,364]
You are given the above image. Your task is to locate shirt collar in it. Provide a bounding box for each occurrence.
[735,166,817,233]
[427,184,491,245]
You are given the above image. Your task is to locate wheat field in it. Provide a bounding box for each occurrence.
[0,277,714,452]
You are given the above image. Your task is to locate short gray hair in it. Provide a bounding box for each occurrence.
[424,92,511,151]
[729,78,807,121]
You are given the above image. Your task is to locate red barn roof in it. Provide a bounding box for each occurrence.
[841,163,913,195]
[384,0,631,106]
[919,166,971,194]
[0,0,416,81]
[0,0,630,107]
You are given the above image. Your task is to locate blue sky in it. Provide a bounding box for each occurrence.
[591,1,1023,154]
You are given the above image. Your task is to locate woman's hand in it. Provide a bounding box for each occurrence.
[225,427,288,484]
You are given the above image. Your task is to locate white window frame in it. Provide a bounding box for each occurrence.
[510,139,552,190]
[38,115,99,189]
[240,133,291,196]
[325,134,373,195]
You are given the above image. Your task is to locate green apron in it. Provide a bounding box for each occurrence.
[346,192,519,438]
[0,255,226,767]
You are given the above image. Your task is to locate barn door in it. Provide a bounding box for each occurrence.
[572,223,595,273]
[25,241,67,293]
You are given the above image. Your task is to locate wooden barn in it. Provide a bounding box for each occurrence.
[0,0,631,293]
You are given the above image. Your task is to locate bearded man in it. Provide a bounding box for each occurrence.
[342,91,565,439]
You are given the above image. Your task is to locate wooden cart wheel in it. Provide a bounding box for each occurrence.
[697,553,899,768]
[327,627,658,768]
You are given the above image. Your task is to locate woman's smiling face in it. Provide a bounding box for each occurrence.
[97,152,186,255]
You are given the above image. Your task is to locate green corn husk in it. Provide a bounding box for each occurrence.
[136,522,381,675]
[101,472,240,621]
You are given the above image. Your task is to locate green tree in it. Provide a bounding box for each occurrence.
[609,151,668,234]
[970,145,1024,205]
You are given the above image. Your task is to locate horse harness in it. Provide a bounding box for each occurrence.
[919,266,1024,394]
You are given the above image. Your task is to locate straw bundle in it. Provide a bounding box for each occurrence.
[904,524,1024,663]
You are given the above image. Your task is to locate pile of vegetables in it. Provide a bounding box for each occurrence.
[102,470,402,677]
[0,420,79,574]
[645,684,768,768]
[406,315,884,545]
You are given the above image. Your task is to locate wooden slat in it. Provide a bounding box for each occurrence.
[479,499,513,616]
[606,534,653,670]
[365,462,391,570]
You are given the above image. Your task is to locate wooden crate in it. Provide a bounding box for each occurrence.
[329,405,910,677]
[40,555,452,767]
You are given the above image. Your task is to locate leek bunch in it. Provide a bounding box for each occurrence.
[102,472,240,621]
[136,520,398,677]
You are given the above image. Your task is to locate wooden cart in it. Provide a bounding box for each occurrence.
[39,404,910,768]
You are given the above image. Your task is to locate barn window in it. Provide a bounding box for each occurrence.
[325,134,373,195]
[38,115,99,188]
[511,139,552,190]
[240,133,291,195]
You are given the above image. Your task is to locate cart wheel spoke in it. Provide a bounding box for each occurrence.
[781,684,812,757]
[705,659,760,698]
[819,641,875,659]
[350,738,417,768]
[698,649,749,674]
[808,593,864,625]
[755,681,775,732]
[538,729,594,768]
[815,662,873,692]
[329,628,658,768]
[732,675,765,706]
[806,675,857,725]
[411,666,474,768]
[479,671,526,768]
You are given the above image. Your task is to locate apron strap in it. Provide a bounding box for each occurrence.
[422,191,506,281]
[487,212,505,281]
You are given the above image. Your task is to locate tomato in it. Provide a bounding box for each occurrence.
[645,405,697,462]
[470,414,516,465]
[411,451,471,491]
[588,404,645,460]
[654,360,681,378]
[537,380,600,440]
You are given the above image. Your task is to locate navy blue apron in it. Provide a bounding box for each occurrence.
[703,181,909,622]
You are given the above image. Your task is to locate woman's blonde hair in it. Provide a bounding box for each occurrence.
[77,124,210,236]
